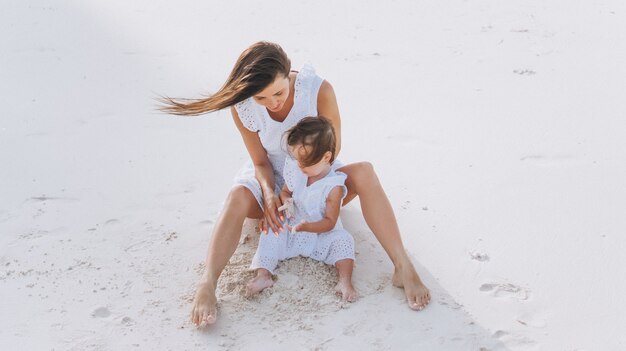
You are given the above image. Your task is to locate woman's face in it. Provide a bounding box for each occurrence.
[252,75,290,112]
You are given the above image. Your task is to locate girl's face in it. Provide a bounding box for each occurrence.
[290,145,332,178]
[253,74,290,112]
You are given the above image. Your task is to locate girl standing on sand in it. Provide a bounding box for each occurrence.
[161,41,430,327]
[247,117,357,302]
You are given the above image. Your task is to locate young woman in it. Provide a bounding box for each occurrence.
[161,41,430,327]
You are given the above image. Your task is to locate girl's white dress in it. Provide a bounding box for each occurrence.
[250,157,355,273]
[233,64,344,209]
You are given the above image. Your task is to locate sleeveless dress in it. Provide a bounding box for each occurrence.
[250,157,355,273]
[232,64,342,209]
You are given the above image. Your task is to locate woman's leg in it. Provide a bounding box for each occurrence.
[191,185,264,326]
[338,162,431,310]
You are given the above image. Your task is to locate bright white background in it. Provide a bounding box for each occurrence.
[1,1,625,350]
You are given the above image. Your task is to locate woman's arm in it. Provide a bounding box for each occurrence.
[317,81,342,156]
[231,107,283,233]
[293,186,343,233]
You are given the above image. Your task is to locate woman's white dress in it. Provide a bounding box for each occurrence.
[233,64,327,209]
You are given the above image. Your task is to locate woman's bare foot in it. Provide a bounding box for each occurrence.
[191,280,218,327]
[245,269,274,296]
[393,265,431,311]
[335,279,358,302]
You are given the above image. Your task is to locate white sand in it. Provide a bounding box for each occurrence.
[2,1,625,350]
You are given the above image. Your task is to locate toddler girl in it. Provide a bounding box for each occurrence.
[246,116,357,302]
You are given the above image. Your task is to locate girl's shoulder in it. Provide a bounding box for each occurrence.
[323,169,347,187]
[316,170,348,200]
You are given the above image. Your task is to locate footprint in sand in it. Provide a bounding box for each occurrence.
[520,154,581,166]
[469,251,490,262]
[103,219,120,226]
[492,330,537,348]
[513,69,536,76]
[28,195,78,203]
[479,282,530,300]
[342,323,358,336]
[91,307,111,318]
[516,312,547,328]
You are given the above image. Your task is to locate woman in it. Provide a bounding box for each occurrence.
[161,41,430,327]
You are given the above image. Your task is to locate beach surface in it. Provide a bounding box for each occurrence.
[1,1,625,350]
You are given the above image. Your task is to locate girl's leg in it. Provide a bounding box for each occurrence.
[245,268,274,296]
[246,228,284,296]
[335,259,357,302]
[338,162,431,310]
[191,185,264,326]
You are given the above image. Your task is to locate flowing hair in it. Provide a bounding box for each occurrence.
[158,41,291,116]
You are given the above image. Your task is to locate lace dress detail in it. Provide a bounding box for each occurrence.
[234,98,260,132]
[250,157,355,273]
[232,64,325,209]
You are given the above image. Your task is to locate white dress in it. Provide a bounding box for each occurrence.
[250,157,355,273]
[233,64,330,209]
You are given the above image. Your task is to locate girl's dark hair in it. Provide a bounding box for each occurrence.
[159,41,291,116]
[286,116,337,167]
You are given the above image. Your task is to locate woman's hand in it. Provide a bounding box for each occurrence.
[261,192,284,235]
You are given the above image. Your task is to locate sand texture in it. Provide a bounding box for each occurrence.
[2,1,626,350]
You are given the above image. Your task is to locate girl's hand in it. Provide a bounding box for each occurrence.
[287,220,307,234]
[277,198,295,220]
[262,193,284,235]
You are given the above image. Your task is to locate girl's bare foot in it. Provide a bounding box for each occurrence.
[191,280,218,327]
[393,265,431,311]
[335,279,358,302]
[245,269,274,296]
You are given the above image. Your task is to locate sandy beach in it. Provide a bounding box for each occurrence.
[2,1,625,350]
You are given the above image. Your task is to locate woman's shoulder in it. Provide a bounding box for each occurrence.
[234,96,254,110]
[296,63,317,76]
[294,63,326,113]
[295,63,324,86]
[317,80,335,101]
[234,97,261,132]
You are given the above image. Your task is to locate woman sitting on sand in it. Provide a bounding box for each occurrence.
[161,41,430,327]
[248,116,357,302]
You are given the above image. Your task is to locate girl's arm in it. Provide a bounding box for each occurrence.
[294,186,343,233]
[231,107,283,233]
[317,81,342,156]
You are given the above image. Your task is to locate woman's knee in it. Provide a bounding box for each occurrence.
[347,161,378,185]
[225,186,255,209]
[355,161,375,176]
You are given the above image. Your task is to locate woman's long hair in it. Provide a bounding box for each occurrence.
[159,41,291,116]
